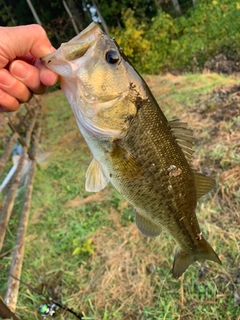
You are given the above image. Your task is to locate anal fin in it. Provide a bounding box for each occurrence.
[135,210,162,238]
[85,158,109,192]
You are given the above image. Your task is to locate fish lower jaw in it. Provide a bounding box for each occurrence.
[82,122,125,139]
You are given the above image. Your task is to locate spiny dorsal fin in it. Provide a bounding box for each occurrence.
[169,119,195,165]
[194,171,216,199]
[85,158,109,192]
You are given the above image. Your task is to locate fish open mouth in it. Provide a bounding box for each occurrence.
[41,22,103,66]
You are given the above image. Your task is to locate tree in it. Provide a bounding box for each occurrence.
[26,0,42,25]
[62,0,79,34]
[88,0,158,30]
[64,0,92,31]
[0,0,16,25]
[91,0,109,35]
[0,0,93,44]
[171,0,181,14]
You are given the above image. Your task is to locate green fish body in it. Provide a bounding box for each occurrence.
[42,22,221,278]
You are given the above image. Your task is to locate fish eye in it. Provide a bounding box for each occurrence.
[105,50,119,64]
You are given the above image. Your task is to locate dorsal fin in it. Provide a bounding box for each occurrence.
[169,119,215,200]
[194,171,216,199]
[169,119,195,165]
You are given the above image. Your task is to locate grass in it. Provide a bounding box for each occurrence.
[0,72,240,319]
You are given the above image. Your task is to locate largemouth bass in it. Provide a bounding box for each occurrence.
[41,22,221,278]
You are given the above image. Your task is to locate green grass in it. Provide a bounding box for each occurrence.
[1,73,240,319]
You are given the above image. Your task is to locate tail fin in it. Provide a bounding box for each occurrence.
[172,237,221,278]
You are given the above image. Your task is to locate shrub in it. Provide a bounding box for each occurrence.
[111,0,240,74]
[110,9,151,72]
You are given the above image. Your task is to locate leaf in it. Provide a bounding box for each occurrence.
[72,247,81,256]
[72,239,94,256]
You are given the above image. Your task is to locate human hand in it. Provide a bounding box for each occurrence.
[0,24,58,112]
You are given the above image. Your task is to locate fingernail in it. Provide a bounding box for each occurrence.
[11,62,29,80]
[41,68,58,86]
[47,71,58,85]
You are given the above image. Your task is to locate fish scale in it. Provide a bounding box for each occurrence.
[109,96,197,231]
[41,22,221,278]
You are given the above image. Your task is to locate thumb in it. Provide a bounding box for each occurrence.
[0,24,54,68]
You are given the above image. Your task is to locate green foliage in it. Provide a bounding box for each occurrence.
[72,238,94,256]
[93,0,158,29]
[0,0,91,47]
[112,0,240,74]
[1,0,239,74]
[146,12,180,73]
[111,9,151,71]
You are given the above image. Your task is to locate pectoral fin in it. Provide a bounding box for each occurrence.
[85,158,109,192]
[108,142,143,179]
[135,210,162,238]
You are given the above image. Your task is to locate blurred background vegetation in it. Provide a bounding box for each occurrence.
[1,0,240,74]
[1,1,240,319]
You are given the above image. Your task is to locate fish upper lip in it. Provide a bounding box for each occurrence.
[41,51,60,64]
[41,22,103,64]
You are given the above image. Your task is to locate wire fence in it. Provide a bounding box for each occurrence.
[0,96,42,316]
